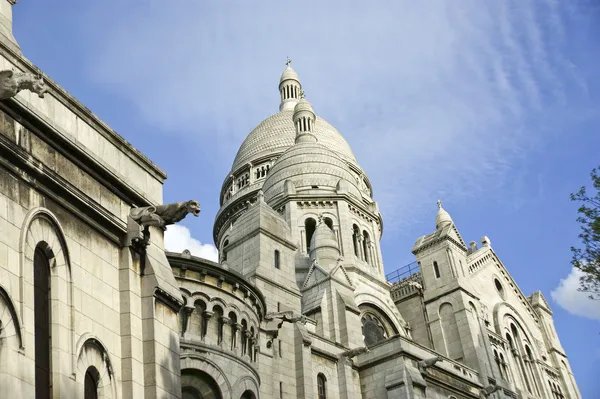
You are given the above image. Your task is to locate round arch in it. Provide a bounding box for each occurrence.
[493,302,542,359]
[180,355,232,398]
[19,207,76,372]
[355,292,404,335]
[75,337,117,399]
[233,376,260,399]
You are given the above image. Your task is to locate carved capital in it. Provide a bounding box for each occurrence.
[203,311,214,320]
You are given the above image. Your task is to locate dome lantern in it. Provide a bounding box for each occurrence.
[279,58,302,111]
[293,91,317,144]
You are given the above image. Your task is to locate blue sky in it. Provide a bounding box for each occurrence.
[13,0,600,396]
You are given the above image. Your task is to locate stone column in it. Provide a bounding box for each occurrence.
[232,323,241,353]
[357,235,365,261]
[294,324,313,398]
[244,330,252,359]
[181,304,195,338]
[119,248,146,398]
[220,316,230,346]
[202,311,213,341]
[337,358,358,399]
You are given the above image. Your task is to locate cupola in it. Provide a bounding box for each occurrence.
[435,199,453,230]
[293,92,317,143]
[279,58,302,111]
[309,216,340,268]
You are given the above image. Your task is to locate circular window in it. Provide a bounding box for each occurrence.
[494,278,505,299]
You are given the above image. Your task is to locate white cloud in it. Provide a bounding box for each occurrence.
[78,0,594,232]
[164,225,219,262]
[551,267,600,321]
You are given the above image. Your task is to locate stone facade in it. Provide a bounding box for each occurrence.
[0,2,581,398]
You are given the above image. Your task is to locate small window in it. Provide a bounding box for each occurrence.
[84,366,99,399]
[274,250,280,269]
[305,218,317,252]
[494,278,505,299]
[433,261,440,278]
[317,373,327,399]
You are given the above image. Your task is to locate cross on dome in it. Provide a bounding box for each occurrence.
[286,57,292,66]
[437,199,442,209]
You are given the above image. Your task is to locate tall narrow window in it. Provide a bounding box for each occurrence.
[84,366,99,399]
[317,373,327,399]
[352,224,360,258]
[363,231,371,265]
[221,239,229,262]
[274,250,280,269]
[305,218,316,253]
[433,261,440,278]
[34,247,51,399]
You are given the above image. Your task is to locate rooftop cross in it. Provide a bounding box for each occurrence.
[286,57,292,66]
[437,199,442,209]
[299,90,305,99]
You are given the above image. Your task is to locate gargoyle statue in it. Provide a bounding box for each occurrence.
[407,281,423,290]
[480,384,502,398]
[129,200,201,230]
[265,311,307,326]
[418,355,441,374]
[264,311,307,348]
[338,346,370,360]
[0,70,47,100]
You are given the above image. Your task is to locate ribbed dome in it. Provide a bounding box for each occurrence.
[436,200,453,230]
[310,218,340,267]
[262,139,361,204]
[280,64,300,84]
[294,97,315,115]
[230,109,358,172]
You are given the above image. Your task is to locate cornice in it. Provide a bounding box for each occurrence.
[0,134,126,244]
[0,99,157,208]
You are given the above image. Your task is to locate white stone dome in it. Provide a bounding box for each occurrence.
[262,138,361,204]
[230,109,358,172]
[280,64,300,84]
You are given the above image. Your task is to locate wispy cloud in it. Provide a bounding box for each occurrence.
[79,0,594,232]
[164,225,219,262]
[551,267,600,321]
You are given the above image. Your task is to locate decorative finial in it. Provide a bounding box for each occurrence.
[299,90,305,99]
[318,213,324,224]
[437,199,442,209]
[286,57,292,66]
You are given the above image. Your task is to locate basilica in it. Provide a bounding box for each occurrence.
[0,2,582,398]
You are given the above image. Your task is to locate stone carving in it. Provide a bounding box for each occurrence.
[130,200,200,230]
[418,355,441,374]
[264,311,307,348]
[0,70,47,100]
[265,311,307,325]
[480,383,502,398]
[338,346,370,360]
[407,281,423,291]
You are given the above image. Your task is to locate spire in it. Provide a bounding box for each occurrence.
[293,91,317,144]
[309,215,340,268]
[436,199,453,230]
[279,58,302,111]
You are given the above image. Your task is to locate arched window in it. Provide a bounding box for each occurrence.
[181,369,223,399]
[324,217,333,230]
[352,224,360,258]
[34,246,51,399]
[359,304,398,347]
[241,390,256,399]
[228,312,237,350]
[241,320,248,355]
[433,261,440,278]
[499,352,510,382]
[221,239,229,262]
[274,250,280,269]
[84,366,99,399]
[305,218,317,253]
[362,230,371,265]
[317,373,327,399]
[213,306,224,344]
[494,350,503,379]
